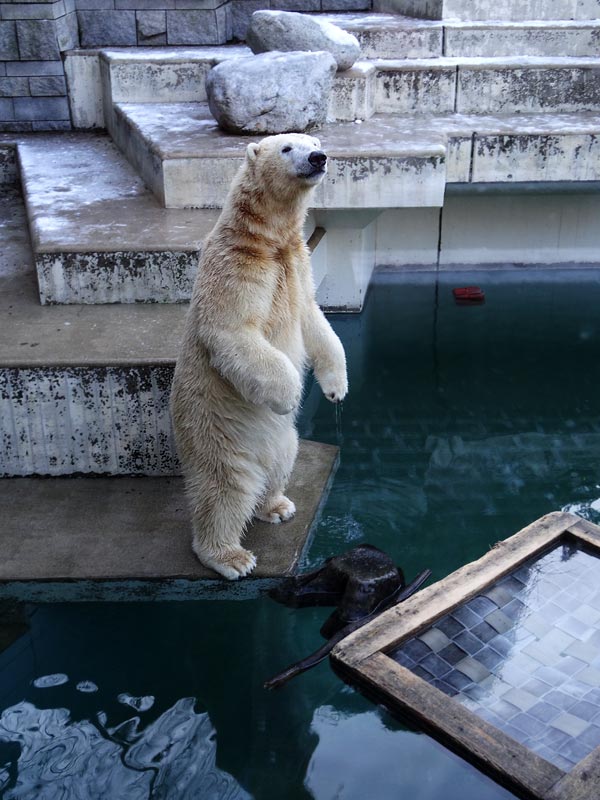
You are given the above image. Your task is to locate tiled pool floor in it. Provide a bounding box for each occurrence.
[390,543,600,773]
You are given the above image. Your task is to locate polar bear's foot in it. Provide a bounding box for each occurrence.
[192,542,257,581]
[255,495,296,524]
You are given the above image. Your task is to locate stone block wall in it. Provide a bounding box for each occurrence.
[1,0,370,130]
[76,0,232,48]
[74,0,369,49]
[1,0,78,131]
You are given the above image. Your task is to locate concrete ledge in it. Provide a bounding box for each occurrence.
[376,0,600,21]
[111,102,447,209]
[100,44,250,103]
[373,56,600,115]
[0,439,339,600]
[444,21,600,59]
[356,112,600,184]
[15,132,219,303]
[321,12,443,59]
[324,14,600,60]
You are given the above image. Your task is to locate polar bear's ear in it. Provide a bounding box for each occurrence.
[246,142,260,163]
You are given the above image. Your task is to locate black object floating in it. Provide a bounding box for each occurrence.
[264,544,431,689]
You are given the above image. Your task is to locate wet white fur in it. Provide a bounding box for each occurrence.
[170,133,348,580]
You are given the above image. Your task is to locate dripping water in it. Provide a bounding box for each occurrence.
[334,400,344,446]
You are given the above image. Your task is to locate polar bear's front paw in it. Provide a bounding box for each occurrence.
[267,376,302,416]
[318,370,348,404]
[255,495,296,524]
[193,543,257,581]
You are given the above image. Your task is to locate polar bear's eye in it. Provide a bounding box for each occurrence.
[281,146,292,153]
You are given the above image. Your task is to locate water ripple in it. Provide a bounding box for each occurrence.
[76,682,98,694]
[117,694,155,713]
[0,696,251,799]
[32,674,69,689]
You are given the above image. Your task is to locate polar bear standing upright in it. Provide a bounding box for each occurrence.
[170,133,348,580]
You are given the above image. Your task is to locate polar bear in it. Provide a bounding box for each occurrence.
[170,133,348,580]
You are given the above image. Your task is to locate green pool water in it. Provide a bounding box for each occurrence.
[3,269,600,799]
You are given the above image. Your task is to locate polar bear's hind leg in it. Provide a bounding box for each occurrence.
[254,425,298,525]
[185,472,261,580]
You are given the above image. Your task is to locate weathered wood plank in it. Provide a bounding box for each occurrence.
[333,511,580,668]
[567,518,600,549]
[546,747,600,800]
[352,652,563,799]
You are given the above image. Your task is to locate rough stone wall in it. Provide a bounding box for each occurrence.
[76,0,232,48]
[0,0,78,131]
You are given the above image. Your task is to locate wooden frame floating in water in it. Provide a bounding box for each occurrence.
[332,512,600,800]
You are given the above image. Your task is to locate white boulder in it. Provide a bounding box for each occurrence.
[246,10,361,72]
[206,51,337,134]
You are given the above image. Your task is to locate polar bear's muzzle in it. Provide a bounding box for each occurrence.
[299,150,328,183]
[309,151,327,170]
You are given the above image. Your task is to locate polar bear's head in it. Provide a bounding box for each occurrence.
[245,133,327,195]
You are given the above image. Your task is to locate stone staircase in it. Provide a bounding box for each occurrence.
[33,5,600,309]
[2,0,600,485]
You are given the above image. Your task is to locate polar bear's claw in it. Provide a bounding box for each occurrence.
[255,495,296,524]
[193,545,257,580]
[318,370,348,404]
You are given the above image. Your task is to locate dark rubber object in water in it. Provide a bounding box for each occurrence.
[264,544,431,690]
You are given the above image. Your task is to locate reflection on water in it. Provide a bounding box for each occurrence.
[32,675,68,689]
[76,682,98,694]
[306,705,515,800]
[117,694,155,712]
[0,692,250,799]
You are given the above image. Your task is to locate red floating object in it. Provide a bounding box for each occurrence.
[452,286,485,305]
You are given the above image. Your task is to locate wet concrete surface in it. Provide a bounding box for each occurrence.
[0,185,188,365]
[15,133,219,254]
[0,440,339,596]
[118,102,447,160]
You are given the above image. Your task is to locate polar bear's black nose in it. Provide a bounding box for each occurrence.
[308,151,327,169]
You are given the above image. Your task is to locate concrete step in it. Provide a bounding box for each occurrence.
[322,14,600,59]
[443,21,600,58]
[111,101,446,209]
[105,53,600,118]
[374,56,600,115]
[15,133,220,304]
[72,45,600,134]
[100,45,250,106]
[376,0,600,22]
[391,112,600,183]
[0,439,338,599]
[321,13,443,59]
[98,46,379,124]
[0,182,188,474]
[112,98,600,207]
